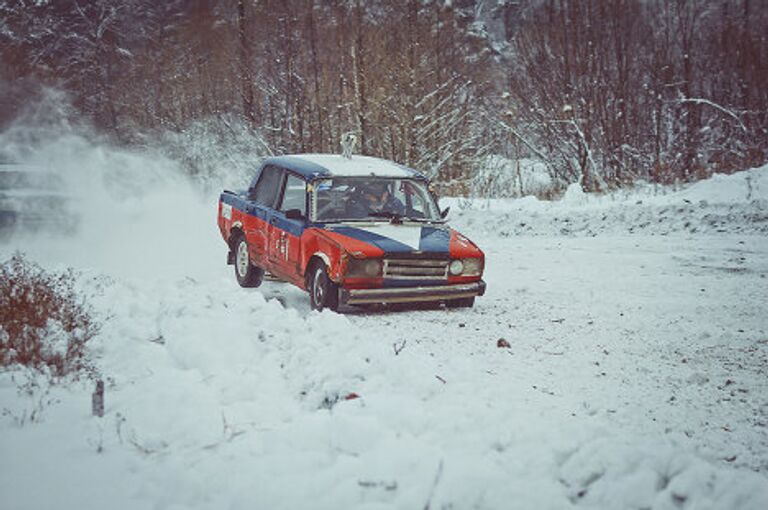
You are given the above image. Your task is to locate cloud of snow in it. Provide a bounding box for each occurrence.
[0,91,225,280]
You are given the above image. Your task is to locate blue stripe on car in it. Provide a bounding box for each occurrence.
[418,226,450,253]
[271,214,306,237]
[330,226,414,253]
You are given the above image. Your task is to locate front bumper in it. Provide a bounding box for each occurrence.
[339,280,486,305]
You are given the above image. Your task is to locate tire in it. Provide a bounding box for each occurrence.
[308,263,339,312]
[446,297,475,308]
[233,235,264,288]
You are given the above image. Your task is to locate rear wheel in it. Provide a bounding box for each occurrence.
[446,297,475,308]
[308,263,338,312]
[234,235,264,288]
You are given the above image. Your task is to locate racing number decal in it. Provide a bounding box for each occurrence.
[274,231,289,261]
[281,232,289,261]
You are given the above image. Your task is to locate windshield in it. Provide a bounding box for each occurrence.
[312,177,441,222]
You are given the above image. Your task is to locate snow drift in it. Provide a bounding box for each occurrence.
[449,164,768,237]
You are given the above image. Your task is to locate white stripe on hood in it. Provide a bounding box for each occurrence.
[350,223,423,250]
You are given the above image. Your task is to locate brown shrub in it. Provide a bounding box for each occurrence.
[0,253,99,377]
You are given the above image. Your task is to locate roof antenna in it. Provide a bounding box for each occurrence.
[340,132,357,159]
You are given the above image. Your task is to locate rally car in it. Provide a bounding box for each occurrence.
[217,154,485,311]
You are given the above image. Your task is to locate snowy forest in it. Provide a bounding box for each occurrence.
[2,2,768,509]
[2,0,766,193]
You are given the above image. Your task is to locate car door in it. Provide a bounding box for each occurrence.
[268,171,308,281]
[245,165,283,268]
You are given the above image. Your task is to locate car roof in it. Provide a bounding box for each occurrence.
[263,154,426,180]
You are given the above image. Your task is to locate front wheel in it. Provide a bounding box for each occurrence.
[234,236,264,288]
[309,263,338,312]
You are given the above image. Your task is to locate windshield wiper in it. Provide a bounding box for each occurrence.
[368,211,404,224]
[366,211,444,224]
[402,216,442,224]
[368,211,399,218]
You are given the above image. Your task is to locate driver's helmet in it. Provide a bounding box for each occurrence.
[355,180,389,211]
[365,181,389,198]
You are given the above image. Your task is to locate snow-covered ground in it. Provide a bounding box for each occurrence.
[1,135,767,509]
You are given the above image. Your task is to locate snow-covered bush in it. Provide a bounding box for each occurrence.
[150,115,270,192]
[0,254,98,377]
[470,155,557,199]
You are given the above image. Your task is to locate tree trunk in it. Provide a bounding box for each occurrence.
[237,0,256,128]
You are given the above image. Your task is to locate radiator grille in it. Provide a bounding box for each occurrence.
[383,258,448,280]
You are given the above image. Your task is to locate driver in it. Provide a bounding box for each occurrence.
[347,181,404,218]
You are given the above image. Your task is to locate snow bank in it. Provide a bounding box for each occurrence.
[448,165,768,237]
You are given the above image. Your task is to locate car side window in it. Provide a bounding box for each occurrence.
[251,166,282,207]
[279,173,306,216]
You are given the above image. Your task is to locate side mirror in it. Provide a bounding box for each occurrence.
[285,208,305,220]
[440,206,450,219]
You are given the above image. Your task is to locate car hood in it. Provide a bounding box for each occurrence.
[322,222,482,258]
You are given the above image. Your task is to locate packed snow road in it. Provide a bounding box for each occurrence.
[266,233,768,473]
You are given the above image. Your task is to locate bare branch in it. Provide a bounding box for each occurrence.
[676,98,748,133]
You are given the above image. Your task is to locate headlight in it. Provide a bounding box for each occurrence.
[448,259,464,275]
[363,259,381,277]
[462,257,483,276]
[346,258,382,278]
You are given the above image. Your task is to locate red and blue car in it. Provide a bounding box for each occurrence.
[217,154,485,311]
